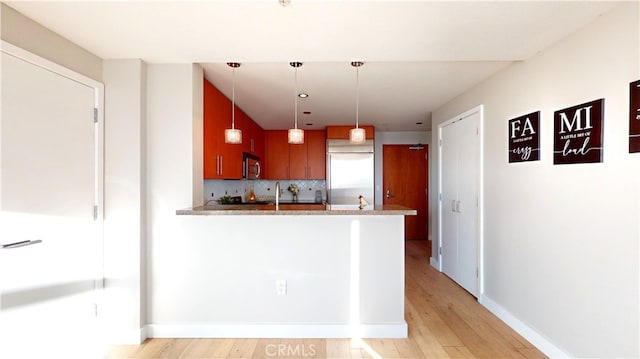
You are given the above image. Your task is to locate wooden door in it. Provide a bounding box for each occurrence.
[383,144,428,241]
[0,48,103,358]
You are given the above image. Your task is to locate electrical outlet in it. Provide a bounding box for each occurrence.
[276,279,287,296]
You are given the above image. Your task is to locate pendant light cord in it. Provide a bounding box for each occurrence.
[231,66,236,130]
[294,66,299,130]
[355,65,360,129]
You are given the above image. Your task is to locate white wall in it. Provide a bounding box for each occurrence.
[146,63,203,323]
[375,131,431,239]
[102,59,147,343]
[0,3,103,81]
[431,3,639,357]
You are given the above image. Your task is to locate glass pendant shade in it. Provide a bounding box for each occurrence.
[288,128,304,144]
[225,128,242,144]
[349,127,366,144]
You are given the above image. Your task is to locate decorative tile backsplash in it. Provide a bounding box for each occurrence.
[204,179,327,204]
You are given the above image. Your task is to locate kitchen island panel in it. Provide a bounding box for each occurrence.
[147,214,407,338]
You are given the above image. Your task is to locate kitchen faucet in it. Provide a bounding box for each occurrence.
[275,181,280,211]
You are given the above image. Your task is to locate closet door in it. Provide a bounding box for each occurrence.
[439,111,479,297]
[456,112,479,296]
[440,121,459,280]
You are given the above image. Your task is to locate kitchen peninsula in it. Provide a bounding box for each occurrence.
[151,205,415,339]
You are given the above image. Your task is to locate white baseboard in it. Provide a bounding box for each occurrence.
[147,322,407,339]
[105,326,148,345]
[480,295,569,358]
[430,257,440,270]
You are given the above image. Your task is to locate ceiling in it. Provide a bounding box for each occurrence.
[6,1,619,131]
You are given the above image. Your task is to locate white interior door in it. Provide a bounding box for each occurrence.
[456,112,479,296]
[440,122,458,279]
[439,111,479,297]
[0,48,103,358]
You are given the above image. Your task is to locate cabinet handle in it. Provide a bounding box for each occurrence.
[220,156,223,175]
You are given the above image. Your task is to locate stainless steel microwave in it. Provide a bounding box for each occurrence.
[243,152,261,179]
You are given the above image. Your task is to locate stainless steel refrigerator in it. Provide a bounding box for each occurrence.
[326,139,374,205]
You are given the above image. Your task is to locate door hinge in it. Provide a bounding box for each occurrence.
[476,268,479,278]
[93,108,98,123]
[439,193,442,201]
[439,139,442,146]
[93,205,98,220]
[439,247,442,255]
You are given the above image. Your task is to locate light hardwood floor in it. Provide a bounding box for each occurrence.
[104,241,546,358]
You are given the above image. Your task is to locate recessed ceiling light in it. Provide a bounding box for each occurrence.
[298,93,309,98]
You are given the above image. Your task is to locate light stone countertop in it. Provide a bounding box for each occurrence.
[176,204,416,216]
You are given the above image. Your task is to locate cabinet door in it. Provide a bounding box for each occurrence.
[253,124,265,162]
[326,125,375,140]
[203,79,243,179]
[265,130,289,179]
[220,103,247,179]
[306,130,326,179]
[203,79,220,179]
[289,140,308,179]
[243,115,265,159]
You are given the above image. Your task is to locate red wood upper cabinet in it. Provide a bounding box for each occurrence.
[289,140,308,180]
[306,130,326,179]
[265,129,326,180]
[242,113,265,159]
[265,130,289,179]
[326,125,375,140]
[203,79,244,179]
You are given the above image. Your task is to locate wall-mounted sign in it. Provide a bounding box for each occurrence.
[630,80,640,153]
[553,99,604,165]
[508,111,540,162]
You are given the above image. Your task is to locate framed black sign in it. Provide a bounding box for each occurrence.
[553,99,604,165]
[630,80,640,153]
[508,111,540,163]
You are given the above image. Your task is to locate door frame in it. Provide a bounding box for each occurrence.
[1,41,105,297]
[437,105,483,298]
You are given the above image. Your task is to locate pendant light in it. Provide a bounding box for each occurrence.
[224,62,242,144]
[349,61,366,144]
[288,62,304,144]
